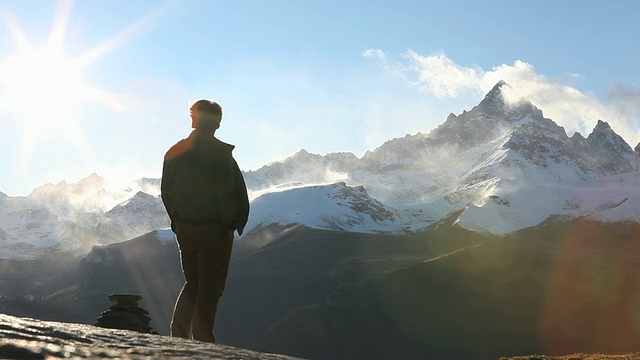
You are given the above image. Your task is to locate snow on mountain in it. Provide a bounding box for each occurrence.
[561,171,640,222]
[96,191,169,244]
[0,176,167,259]
[584,120,638,174]
[244,81,640,235]
[243,182,418,236]
[2,81,640,259]
[244,149,357,192]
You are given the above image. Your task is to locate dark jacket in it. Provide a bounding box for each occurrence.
[161,131,250,235]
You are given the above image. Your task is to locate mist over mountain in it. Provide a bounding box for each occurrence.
[2,82,640,359]
[246,81,640,236]
[2,81,640,260]
[0,173,169,259]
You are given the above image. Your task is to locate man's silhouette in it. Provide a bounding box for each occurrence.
[161,99,249,343]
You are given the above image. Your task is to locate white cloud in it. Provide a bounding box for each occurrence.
[365,50,640,147]
[404,51,484,98]
[362,49,387,61]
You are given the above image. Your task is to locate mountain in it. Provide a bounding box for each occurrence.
[0,229,182,334]
[246,81,640,234]
[244,149,358,190]
[2,220,639,359]
[244,182,416,234]
[1,81,640,260]
[246,220,640,359]
[2,81,640,359]
[0,175,169,259]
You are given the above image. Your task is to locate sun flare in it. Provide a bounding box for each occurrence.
[0,46,86,126]
[0,0,142,171]
[0,0,174,183]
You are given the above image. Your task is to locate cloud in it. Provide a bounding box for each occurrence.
[364,49,640,147]
[404,51,484,98]
[362,49,387,62]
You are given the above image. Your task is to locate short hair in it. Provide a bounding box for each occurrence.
[190,99,222,132]
[190,99,223,117]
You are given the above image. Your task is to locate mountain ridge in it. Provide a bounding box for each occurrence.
[1,81,639,259]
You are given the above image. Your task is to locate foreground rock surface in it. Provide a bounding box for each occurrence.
[0,313,300,359]
[502,355,640,360]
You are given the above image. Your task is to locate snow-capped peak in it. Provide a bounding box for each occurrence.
[243,182,414,235]
[478,80,508,112]
[426,82,544,148]
[241,82,640,236]
[584,120,637,174]
[587,120,632,151]
[3,83,640,259]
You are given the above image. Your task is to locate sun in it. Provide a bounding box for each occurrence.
[0,2,118,170]
[0,0,168,173]
[0,1,173,176]
[0,0,108,135]
[0,46,87,127]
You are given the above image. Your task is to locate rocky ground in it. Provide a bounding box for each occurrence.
[2,313,639,360]
[0,313,300,359]
[502,355,640,360]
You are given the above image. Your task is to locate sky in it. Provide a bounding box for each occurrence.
[0,0,639,196]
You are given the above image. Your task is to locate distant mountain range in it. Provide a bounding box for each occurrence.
[2,81,639,259]
[2,82,640,359]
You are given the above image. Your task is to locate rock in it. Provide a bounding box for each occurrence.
[108,293,142,305]
[0,313,300,359]
[95,293,154,334]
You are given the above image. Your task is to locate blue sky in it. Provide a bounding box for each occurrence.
[0,0,639,196]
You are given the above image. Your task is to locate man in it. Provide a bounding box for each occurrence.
[161,99,250,343]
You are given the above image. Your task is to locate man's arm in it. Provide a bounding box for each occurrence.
[161,158,177,231]
[233,159,250,236]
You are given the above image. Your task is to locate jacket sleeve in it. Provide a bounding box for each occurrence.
[161,157,177,231]
[233,159,250,235]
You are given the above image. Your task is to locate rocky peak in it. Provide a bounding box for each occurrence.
[584,120,636,174]
[635,143,640,156]
[586,120,633,153]
[131,178,161,196]
[277,149,326,168]
[124,191,157,205]
[28,173,108,205]
[569,132,588,151]
[475,81,543,121]
[291,148,311,158]
[592,119,612,131]
[77,173,106,188]
[570,132,586,141]
[478,80,508,112]
[106,191,164,217]
[324,151,360,170]
[427,81,544,148]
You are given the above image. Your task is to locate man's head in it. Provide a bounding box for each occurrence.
[190,99,223,133]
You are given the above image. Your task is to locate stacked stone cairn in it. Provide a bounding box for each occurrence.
[95,293,156,334]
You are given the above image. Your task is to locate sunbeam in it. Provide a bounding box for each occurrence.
[0,0,174,174]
